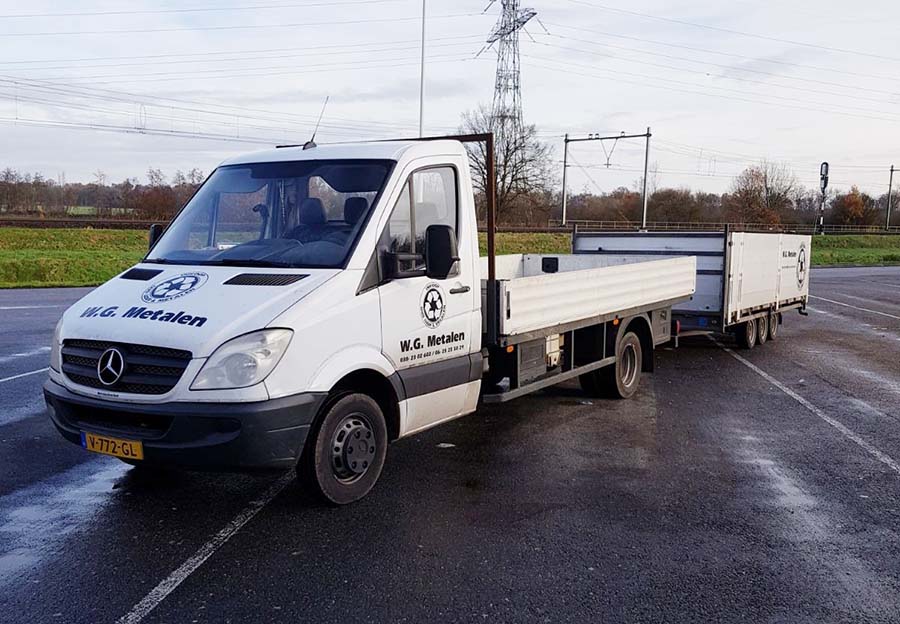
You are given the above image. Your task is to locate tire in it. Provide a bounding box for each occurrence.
[757,314,768,345]
[299,393,388,506]
[736,318,757,349]
[579,331,642,399]
[768,312,779,340]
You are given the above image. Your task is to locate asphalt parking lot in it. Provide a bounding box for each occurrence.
[1,267,899,623]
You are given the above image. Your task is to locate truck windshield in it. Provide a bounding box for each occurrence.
[146,159,393,269]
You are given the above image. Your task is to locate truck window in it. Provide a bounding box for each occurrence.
[381,166,458,274]
[146,159,392,269]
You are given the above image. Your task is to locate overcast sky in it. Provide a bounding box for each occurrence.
[1,0,898,196]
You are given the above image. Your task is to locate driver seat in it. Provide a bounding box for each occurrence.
[287,198,328,243]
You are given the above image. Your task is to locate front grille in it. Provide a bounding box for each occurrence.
[61,339,192,395]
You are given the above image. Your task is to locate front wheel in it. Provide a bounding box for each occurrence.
[299,393,388,505]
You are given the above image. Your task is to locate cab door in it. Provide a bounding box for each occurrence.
[376,163,478,435]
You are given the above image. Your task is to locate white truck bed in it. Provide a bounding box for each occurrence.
[572,230,810,327]
[481,254,697,336]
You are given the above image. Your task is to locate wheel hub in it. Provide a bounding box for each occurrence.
[331,414,376,482]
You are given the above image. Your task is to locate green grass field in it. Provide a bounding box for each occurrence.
[1,228,898,288]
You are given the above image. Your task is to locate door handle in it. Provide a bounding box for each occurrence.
[449,285,470,294]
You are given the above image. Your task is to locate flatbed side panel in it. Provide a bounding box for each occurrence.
[498,256,696,336]
[572,231,725,315]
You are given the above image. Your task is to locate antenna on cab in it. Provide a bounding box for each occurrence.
[303,96,329,150]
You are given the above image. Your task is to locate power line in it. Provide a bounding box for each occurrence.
[0,34,481,66]
[540,21,899,83]
[0,0,402,19]
[563,0,900,64]
[521,55,900,124]
[53,54,482,86]
[0,12,484,37]
[3,38,483,73]
[535,33,900,100]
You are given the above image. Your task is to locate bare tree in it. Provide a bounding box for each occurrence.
[146,167,166,187]
[459,104,555,223]
[724,161,797,224]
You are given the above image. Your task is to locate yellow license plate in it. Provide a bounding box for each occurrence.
[81,431,144,460]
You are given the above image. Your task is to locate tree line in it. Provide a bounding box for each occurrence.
[0,167,204,221]
[1,154,895,228]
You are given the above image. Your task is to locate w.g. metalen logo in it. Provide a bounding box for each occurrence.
[796,244,808,289]
[142,272,208,303]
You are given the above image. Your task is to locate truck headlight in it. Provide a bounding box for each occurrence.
[49,320,63,372]
[191,329,293,390]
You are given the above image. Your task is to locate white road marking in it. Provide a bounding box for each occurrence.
[720,345,900,477]
[809,295,900,321]
[0,368,48,384]
[116,471,293,624]
[0,305,65,310]
[0,346,50,364]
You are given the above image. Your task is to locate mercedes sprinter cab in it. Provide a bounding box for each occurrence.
[46,140,484,504]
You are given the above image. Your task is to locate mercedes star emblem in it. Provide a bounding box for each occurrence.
[97,348,125,386]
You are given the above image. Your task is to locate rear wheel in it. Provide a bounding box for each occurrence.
[736,318,757,349]
[757,314,768,345]
[299,393,387,506]
[579,331,642,399]
[768,312,779,340]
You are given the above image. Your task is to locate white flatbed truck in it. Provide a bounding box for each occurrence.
[573,228,811,348]
[45,133,698,504]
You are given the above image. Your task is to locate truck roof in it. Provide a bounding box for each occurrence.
[220,139,467,166]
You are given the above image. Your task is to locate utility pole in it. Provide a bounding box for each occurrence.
[819,162,829,235]
[641,126,651,230]
[887,165,895,231]
[418,0,426,137]
[561,133,569,225]
[559,129,652,226]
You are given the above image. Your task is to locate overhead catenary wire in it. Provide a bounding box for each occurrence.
[563,0,900,64]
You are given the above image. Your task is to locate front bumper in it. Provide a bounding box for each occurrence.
[44,380,326,470]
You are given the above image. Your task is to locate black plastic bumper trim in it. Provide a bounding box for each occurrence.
[44,380,327,471]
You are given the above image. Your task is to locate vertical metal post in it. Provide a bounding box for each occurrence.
[485,132,499,345]
[486,132,496,282]
[561,133,569,226]
[887,165,895,230]
[417,0,426,137]
[640,126,651,229]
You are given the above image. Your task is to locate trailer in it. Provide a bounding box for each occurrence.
[572,228,811,348]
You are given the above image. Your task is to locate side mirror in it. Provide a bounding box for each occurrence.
[424,224,459,280]
[148,224,164,251]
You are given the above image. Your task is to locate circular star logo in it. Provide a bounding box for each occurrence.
[796,245,807,289]
[420,283,446,329]
[142,272,208,303]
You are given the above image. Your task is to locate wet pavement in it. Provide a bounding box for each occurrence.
[1,269,899,623]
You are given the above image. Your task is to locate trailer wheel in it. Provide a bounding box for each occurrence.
[768,312,779,340]
[299,393,387,506]
[757,314,768,345]
[736,318,757,349]
[580,331,642,399]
